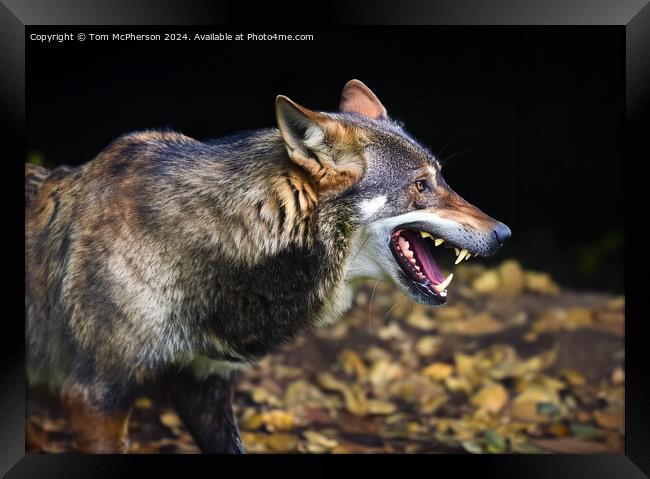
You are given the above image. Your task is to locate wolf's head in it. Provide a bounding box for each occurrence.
[276,80,510,305]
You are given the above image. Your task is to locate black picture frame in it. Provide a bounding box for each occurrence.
[2,1,648,477]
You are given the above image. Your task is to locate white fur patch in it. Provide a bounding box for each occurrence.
[359,195,387,219]
[303,125,325,150]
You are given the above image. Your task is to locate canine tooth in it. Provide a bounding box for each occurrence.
[454,248,460,256]
[455,249,468,265]
[465,253,471,260]
[420,231,432,239]
[434,238,444,247]
[434,273,454,293]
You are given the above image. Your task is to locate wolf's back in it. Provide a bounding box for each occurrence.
[25,163,50,207]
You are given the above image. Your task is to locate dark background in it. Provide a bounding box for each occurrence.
[26,26,624,292]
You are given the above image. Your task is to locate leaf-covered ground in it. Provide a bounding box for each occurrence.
[27,260,624,454]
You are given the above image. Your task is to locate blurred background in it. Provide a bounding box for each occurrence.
[26,27,624,454]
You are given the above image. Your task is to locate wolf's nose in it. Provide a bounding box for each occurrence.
[493,222,511,245]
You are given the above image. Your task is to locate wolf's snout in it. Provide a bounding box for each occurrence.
[493,222,511,245]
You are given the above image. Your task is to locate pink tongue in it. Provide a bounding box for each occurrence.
[401,231,445,284]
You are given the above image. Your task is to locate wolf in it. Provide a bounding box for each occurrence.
[25,80,510,453]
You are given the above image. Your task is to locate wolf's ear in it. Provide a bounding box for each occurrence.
[276,95,365,198]
[339,79,387,120]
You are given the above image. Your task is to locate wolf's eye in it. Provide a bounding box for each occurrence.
[415,179,429,193]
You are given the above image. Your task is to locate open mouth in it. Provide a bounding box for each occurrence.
[389,228,478,303]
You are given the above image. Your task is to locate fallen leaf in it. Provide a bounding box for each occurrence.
[511,380,562,423]
[303,430,338,452]
[472,270,500,294]
[406,307,437,330]
[560,368,586,387]
[366,399,397,415]
[470,383,509,414]
[243,410,296,432]
[338,349,368,382]
[284,380,327,407]
[525,271,560,295]
[438,312,504,336]
[593,408,623,430]
[250,386,274,405]
[368,358,403,392]
[444,375,474,394]
[498,260,526,295]
[241,432,298,453]
[484,429,506,453]
[422,362,454,382]
[377,321,407,340]
[316,372,367,416]
[461,440,483,454]
[159,411,182,429]
[415,336,440,356]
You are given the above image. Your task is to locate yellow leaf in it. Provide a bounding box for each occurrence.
[498,260,526,295]
[160,411,182,429]
[339,349,368,381]
[366,399,397,415]
[472,270,500,294]
[406,307,437,330]
[438,312,504,336]
[263,410,296,432]
[525,271,560,295]
[470,383,509,414]
[368,359,403,390]
[284,379,326,407]
[561,368,587,387]
[303,430,338,451]
[422,362,454,382]
[444,376,473,394]
[316,372,367,415]
[415,336,440,356]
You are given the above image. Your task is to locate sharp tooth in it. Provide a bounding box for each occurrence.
[465,253,471,260]
[434,238,444,247]
[455,248,468,265]
[454,248,460,256]
[434,273,454,292]
[420,231,432,239]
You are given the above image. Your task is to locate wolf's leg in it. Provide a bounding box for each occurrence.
[61,375,135,453]
[166,368,245,454]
